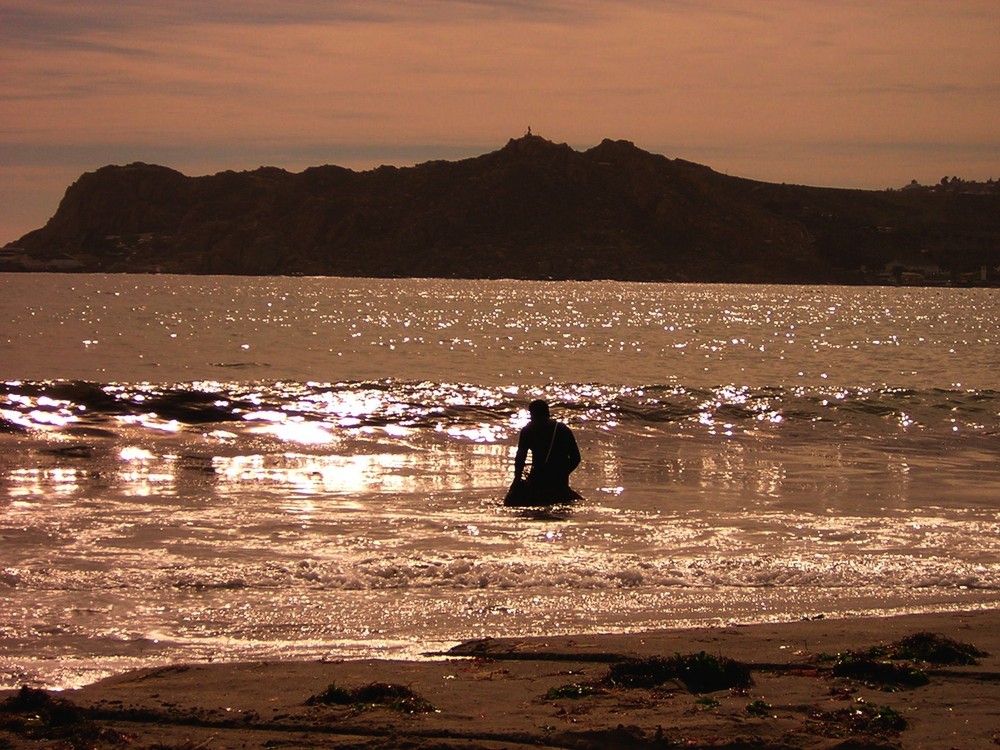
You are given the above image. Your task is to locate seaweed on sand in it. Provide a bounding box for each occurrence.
[602,652,753,694]
[820,631,987,690]
[305,683,354,705]
[306,681,436,713]
[745,698,774,717]
[0,686,128,747]
[544,682,606,700]
[811,698,907,736]
[824,631,988,667]
[883,632,987,665]
[830,654,929,689]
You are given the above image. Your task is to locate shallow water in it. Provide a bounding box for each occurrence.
[1,274,999,689]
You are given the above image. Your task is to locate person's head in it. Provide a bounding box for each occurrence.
[528,399,550,423]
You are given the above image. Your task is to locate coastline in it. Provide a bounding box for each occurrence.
[4,609,999,748]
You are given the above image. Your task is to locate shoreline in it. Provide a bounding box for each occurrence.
[3,609,999,748]
[4,268,1000,289]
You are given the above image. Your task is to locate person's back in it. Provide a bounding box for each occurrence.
[518,418,577,486]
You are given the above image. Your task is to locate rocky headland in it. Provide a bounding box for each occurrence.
[3,135,999,284]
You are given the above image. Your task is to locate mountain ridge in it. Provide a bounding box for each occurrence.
[4,134,999,284]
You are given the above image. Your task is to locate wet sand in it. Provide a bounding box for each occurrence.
[3,609,1000,749]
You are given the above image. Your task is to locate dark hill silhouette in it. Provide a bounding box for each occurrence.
[4,134,999,284]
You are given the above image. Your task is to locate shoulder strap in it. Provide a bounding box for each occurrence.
[544,422,558,464]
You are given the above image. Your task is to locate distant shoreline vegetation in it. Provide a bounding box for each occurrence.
[896,176,998,196]
[3,135,999,286]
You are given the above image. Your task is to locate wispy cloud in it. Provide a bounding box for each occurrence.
[0,0,594,44]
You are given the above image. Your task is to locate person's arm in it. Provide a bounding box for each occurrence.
[513,427,528,480]
[564,425,581,473]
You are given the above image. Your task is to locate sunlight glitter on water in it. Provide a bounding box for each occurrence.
[2,278,1000,690]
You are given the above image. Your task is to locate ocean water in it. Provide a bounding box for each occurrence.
[1,273,999,690]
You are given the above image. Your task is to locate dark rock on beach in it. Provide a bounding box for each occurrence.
[4,134,1000,284]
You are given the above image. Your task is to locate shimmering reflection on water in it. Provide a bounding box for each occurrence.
[2,276,1000,689]
[1,275,998,388]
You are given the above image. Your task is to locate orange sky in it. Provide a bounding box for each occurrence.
[1,0,998,244]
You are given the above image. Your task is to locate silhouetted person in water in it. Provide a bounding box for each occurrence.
[509,399,581,504]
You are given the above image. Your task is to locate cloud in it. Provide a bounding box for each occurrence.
[0,0,592,45]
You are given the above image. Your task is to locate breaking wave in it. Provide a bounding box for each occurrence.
[3,379,999,441]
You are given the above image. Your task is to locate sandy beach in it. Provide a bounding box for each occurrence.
[2,609,999,749]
